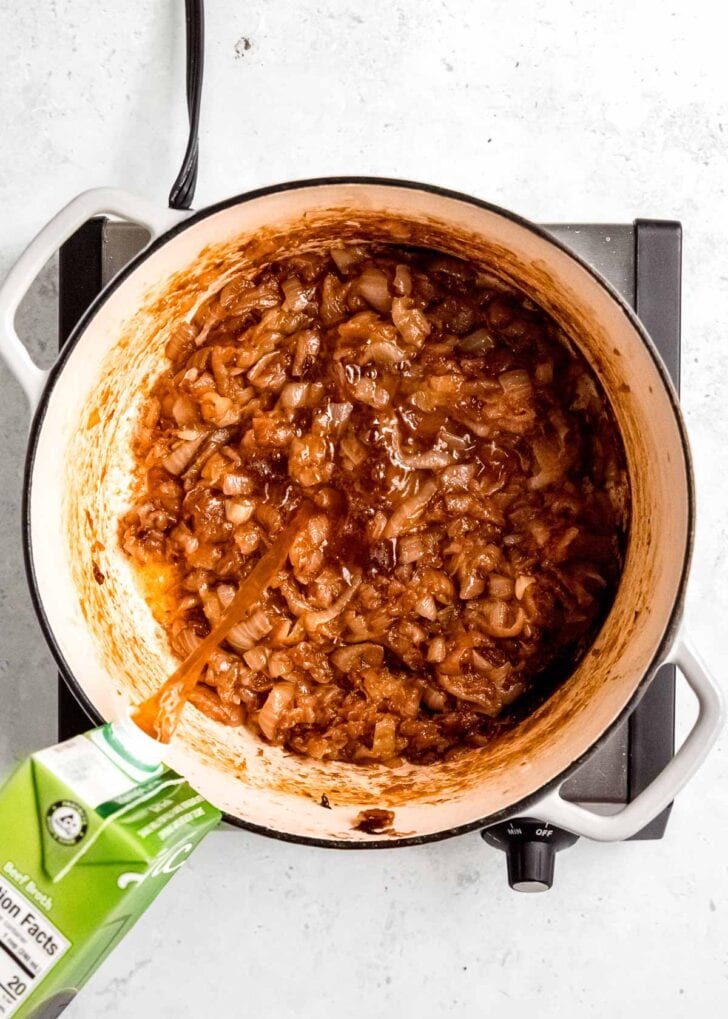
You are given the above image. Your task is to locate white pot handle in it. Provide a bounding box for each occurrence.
[0,188,189,412]
[526,634,724,841]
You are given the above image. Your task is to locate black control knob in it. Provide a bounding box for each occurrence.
[481,817,578,892]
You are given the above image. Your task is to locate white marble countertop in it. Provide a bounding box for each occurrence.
[1,1,727,1015]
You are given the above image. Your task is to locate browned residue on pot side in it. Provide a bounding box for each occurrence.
[64,202,689,829]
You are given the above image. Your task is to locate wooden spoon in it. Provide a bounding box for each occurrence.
[134,501,313,743]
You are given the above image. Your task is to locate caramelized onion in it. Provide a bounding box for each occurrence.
[292,329,322,376]
[282,276,315,312]
[165,323,196,362]
[402,449,452,470]
[200,392,241,427]
[222,472,254,496]
[391,297,431,348]
[488,574,514,599]
[398,533,427,564]
[279,382,310,412]
[162,436,205,475]
[515,575,535,600]
[530,435,565,490]
[359,340,408,365]
[459,574,485,600]
[243,646,269,672]
[331,642,384,672]
[459,328,496,353]
[226,608,272,651]
[182,427,237,485]
[225,499,254,525]
[351,378,391,409]
[125,242,628,764]
[479,599,525,638]
[369,715,397,759]
[258,682,296,740]
[356,266,392,313]
[303,573,362,634]
[393,264,412,296]
[436,672,500,714]
[439,463,476,489]
[383,480,437,539]
[330,246,366,273]
[426,637,447,664]
[415,593,438,621]
[499,369,533,405]
[316,401,353,432]
[172,394,199,427]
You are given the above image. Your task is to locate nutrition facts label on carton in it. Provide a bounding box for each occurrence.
[0,879,70,1016]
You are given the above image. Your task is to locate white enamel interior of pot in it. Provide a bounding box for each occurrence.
[27,183,690,841]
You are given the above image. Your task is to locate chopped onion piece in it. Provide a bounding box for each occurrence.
[459,328,496,353]
[258,682,296,740]
[222,473,254,496]
[279,382,310,411]
[165,322,196,362]
[398,533,427,564]
[380,417,453,471]
[282,276,315,312]
[459,574,485,600]
[488,574,514,599]
[268,650,293,678]
[439,428,473,451]
[480,599,525,638]
[401,449,452,470]
[162,436,205,475]
[439,463,476,490]
[303,574,362,634]
[291,329,322,376]
[173,628,203,658]
[383,480,437,539]
[471,650,492,672]
[358,340,409,365]
[426,637,447,664]
[423,684,447,709]
[515,575,535,600]
[216,585,236,607]
[356,266,392,313]
[226,609,273,651]
[331,643,384,672]
[200,392,241,427]
[429,373,464,394]
[243,646,269,672]
[393,264,412,296]
[370,715,397,759]
[339,433,367,468]
[330,246,367,273]
[225,499,255,525]
[352,378,391,409]
[172,394,198,427]
[529,435,565,490]
[315,401,353,433]
[499,369,533,406]
[391,297,431,349]
[415,593,438,620]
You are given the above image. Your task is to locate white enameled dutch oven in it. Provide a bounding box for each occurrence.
[0,178,723,846]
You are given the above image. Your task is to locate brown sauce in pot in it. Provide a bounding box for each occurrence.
[120,243,629,765]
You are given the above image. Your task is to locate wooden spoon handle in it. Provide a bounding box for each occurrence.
[134,501,313,742]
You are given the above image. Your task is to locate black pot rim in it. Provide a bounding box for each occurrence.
[22,175,694,849]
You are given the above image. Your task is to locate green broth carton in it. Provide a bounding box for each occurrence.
[0,717,221,1017]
